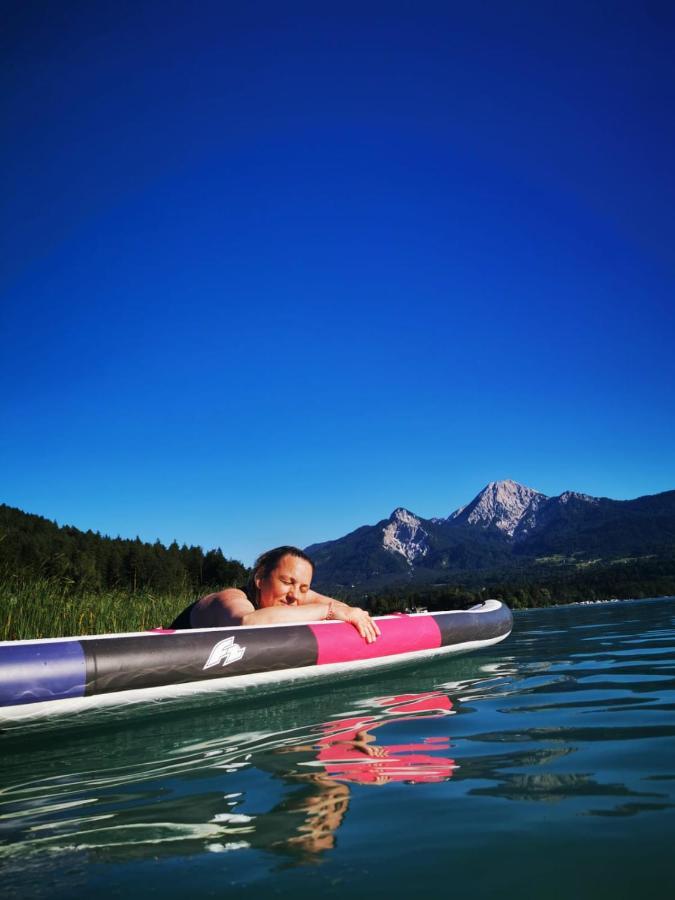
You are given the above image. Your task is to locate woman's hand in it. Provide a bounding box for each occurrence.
[334,605,381,643]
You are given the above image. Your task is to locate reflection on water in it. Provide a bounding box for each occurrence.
[1,691,457,866]
[2,598,675,898]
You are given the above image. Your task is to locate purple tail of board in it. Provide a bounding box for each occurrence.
[0,641,86,706]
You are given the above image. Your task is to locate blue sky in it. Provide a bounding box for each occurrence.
[2,1,674,565]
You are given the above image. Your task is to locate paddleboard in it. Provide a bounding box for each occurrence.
[0,600,512,723]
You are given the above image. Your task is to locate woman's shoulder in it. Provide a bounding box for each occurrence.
[212,587,250,600]
[191,587,255,627]
[170,585,254,630]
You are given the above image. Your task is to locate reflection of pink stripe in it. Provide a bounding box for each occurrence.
[308,616,442,665]
[323,755,456,784]
[374,692,452,714]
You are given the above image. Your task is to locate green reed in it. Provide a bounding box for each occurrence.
[0,575,195,640]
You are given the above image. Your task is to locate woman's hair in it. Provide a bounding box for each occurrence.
[245,546,315,608]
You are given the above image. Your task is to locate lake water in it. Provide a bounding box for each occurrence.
[2,597,675,899]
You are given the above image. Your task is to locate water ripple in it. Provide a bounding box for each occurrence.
[2,597,675,898]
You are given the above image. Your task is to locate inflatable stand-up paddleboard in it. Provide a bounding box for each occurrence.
[0,600,512,724]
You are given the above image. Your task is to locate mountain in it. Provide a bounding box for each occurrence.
[449,479,546,536]
[306,481,675,592]
[382,508,431,562]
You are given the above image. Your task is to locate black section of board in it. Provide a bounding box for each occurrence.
[432,603,513,647]
[82,625,319,696]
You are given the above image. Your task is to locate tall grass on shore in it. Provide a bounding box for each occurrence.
[0,575,195,641]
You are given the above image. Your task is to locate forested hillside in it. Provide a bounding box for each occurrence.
[0,504,247,595]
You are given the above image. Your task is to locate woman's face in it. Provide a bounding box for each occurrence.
[256,554,313,608]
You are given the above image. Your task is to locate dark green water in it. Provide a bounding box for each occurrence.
[3,598,675,899]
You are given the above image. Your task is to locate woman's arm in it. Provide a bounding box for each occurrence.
[305,590,381,643]
[190,589,329,628]
[305,589,349,609]
[190,589,381,642]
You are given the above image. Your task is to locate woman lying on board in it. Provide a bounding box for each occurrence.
[169,545,381,643]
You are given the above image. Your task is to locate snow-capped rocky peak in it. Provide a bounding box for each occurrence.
[382,508,429,563]
[454,480,547,537]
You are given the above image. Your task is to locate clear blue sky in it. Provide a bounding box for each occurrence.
[2,1,674,565]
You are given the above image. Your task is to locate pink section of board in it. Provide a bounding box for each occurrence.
[308,615,442,665]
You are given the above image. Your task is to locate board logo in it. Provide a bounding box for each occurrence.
[203,636,246,670]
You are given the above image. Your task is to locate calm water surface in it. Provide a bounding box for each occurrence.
[3,598,675,898]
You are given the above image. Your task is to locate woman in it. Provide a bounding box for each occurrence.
[170,546,381,643]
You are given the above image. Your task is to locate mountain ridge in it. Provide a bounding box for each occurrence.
[306,481,675,591]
